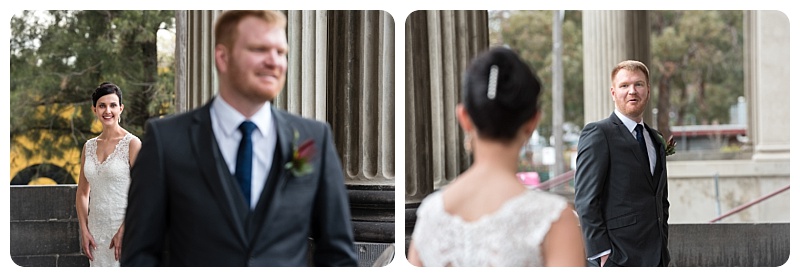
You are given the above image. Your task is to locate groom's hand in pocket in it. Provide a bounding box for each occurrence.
[600,254,609,267]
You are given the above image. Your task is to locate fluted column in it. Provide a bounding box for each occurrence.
[321,11,395,245]
[745,11,790,161]
[318,11,395,186]
[405,10,434,204]
[175,10,220,112]
[276,11,327,122]
[174,11,186,113]
[582,10,650,124]
[405,10,489,204]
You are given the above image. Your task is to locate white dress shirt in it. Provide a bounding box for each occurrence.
[210,97,277,209]
[614,109,655,175]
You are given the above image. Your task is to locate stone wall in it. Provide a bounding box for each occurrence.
[666,159,790,224]
[10,185,86,267]
[668,223,789,267]
[10,185,393,267]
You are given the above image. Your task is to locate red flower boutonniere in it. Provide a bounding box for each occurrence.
[656,132,677,156]
[285,130,315,177]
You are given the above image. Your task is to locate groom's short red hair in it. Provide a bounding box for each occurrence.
[214,10,287,50]
[611,60,651,87]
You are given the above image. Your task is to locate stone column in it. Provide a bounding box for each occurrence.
[317,11,395,186]
[582,10,650,124]
[405,10,489,204]
[277,10,396,248]
[276,11,327,121]
[174,10,220,112]
[316,10,396,185]
[744,11,790,161]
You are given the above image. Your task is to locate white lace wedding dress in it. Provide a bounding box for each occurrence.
[82,133,136,267]
[412,188,567,266]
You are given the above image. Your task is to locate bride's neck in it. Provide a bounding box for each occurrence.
[470,139,523,175]
[98,125,126,140]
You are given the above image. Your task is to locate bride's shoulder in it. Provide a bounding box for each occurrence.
[519,190,568,212]
[126,132,141,142]
[83,136,99,147]
[122,132,142,150]
[416,190,445,214]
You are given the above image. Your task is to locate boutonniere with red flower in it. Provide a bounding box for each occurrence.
[656,131,677,156]
[285,130,315,177]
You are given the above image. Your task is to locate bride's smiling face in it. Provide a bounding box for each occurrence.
[93,94,124,127]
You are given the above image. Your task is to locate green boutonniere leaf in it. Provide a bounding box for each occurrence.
[656,131,677,156]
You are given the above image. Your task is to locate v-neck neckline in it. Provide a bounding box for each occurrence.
[95,133,128,165]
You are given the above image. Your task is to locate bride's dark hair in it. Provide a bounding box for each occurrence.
[92,82,122,107]
[462,47,542,141]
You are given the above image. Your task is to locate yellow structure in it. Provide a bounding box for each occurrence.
[9,104,102,185]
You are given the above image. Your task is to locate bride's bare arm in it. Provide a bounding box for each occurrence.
[76,143,96,261]
[128,136,142,167]
[407,241,423,266]
[542,203,586,266]
[110,223,125,260]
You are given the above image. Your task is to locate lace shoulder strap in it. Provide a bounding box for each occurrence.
[118,133,134,163]
[84,137,98,160]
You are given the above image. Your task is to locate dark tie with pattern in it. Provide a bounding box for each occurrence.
[635,124,650,174]
[236,121,257,208]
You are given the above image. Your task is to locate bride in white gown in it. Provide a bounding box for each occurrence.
[407,48,585,267]
[76,82,142,267]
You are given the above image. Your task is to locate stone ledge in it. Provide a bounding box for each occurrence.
[666,159,790,178]
[11,254,88,267]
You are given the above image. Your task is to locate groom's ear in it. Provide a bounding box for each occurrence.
[215,44,229,73]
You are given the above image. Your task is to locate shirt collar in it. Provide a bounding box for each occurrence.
[212,96,272,138]
[614,109,643,134]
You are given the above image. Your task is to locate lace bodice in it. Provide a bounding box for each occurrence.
[412,189,567,267]
[82,133,136,267]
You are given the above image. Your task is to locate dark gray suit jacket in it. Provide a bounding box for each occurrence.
[574,112,670,267]
[120,100,358,266]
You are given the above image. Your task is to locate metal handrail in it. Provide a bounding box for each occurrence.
[531,169,788,224]
[537,170,575,190]
[709,184,790,223]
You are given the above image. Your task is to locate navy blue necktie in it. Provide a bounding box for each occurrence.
[635,124,650,173]
[236,121,257,207]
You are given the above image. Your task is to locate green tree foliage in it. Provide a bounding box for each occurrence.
[10,10,175,161]
[490,10,743,143]
[490,10,583,141]
[650,10,744,138]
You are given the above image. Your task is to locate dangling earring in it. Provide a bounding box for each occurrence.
[464,133,473,153]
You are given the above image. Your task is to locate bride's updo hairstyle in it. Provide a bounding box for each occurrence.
[462,47,542,141]
[92,82,123,107]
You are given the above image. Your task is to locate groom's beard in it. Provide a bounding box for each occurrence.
[228,55,285,103]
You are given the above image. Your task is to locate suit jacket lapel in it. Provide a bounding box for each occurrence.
[248,108,294,243]
[609,113,654,189]
[190,101,248,245]
[645,123,665,189]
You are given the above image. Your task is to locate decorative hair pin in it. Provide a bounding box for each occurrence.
[487,65,499,100]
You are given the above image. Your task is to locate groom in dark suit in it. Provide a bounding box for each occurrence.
[120,10,358,266]
[574,60,670,267]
